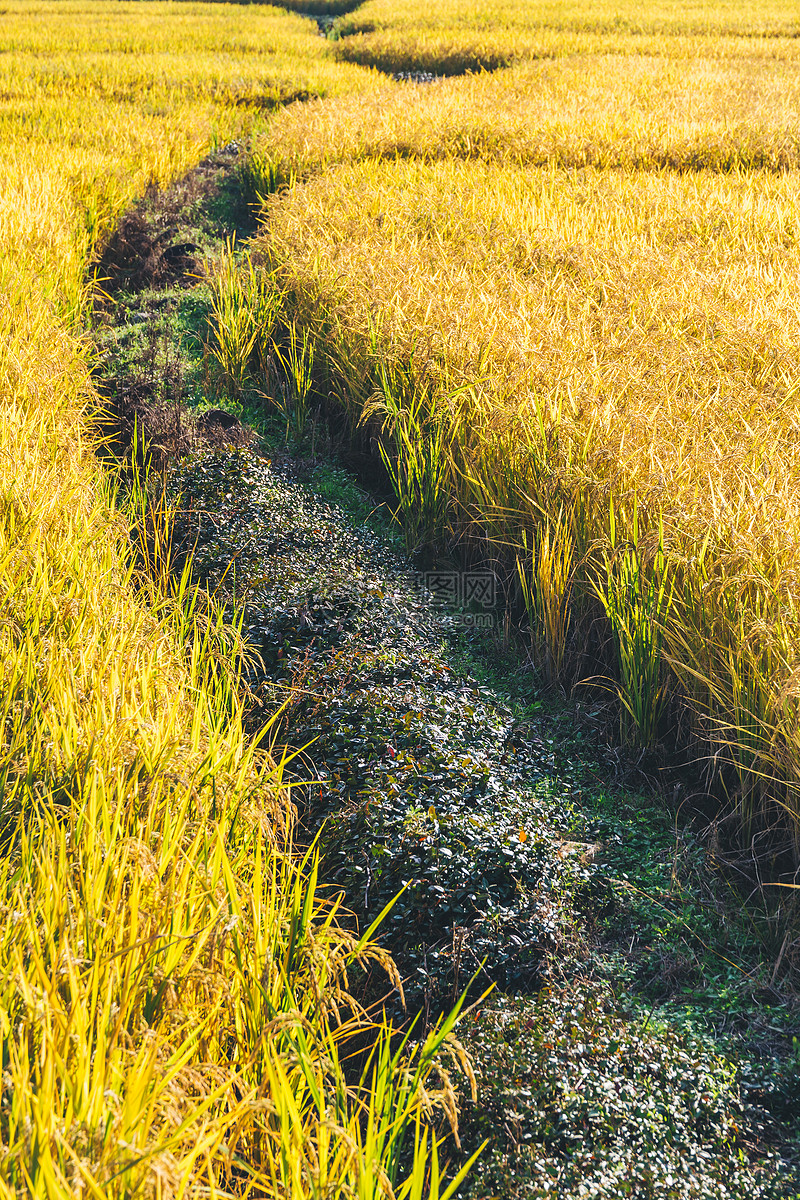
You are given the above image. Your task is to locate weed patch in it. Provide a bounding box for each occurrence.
[456,982,791,1200]
[157,441,800,1198]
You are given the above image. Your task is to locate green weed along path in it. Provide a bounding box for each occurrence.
[168,447,799,1200]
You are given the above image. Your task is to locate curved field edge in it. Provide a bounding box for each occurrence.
[249,62,800,866]
[0,5,466,1196]
[329,0,800,77]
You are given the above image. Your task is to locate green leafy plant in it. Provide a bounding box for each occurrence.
[455,983,794,1200]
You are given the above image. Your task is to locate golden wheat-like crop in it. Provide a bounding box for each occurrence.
[0,6,471,1196]
[262,54,800,173]
[265,154,800,542]
[334,0,800,74]
[258,49,800,835]
[0,0,377,317]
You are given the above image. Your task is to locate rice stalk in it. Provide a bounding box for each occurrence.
[592,501,674,749]
[273,320,317,441]
[517,504,575,687]
[207,239,281,397]
[361,325,452,554]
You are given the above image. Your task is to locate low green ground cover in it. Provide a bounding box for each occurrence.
[167,444,800,1198]
[169,449,575,1000]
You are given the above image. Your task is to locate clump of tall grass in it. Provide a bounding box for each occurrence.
[361,327,453,553]
[273,319,317,440]
[237,150,298,209]
[664,533,800,848]
[593,503,675,749]
[517,505,575,689]
[206,247,322,441]
[207,239,281,395]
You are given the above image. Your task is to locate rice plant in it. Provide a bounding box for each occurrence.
[207,238,281,396]
[238,150,298,210]
[362,328,452,554]
[592,502,675,750]
[273,320,316,441]
[333,0,800,76]
[516,505,575,687]
[664,537,800,847]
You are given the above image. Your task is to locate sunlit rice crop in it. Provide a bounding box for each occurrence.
[333,0,800,76]
[0,0,378,318]
[257,59,800,842]
[0,4,473,1194]
[260,53,800,176]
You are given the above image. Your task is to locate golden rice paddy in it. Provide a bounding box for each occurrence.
[5,0,800,1192]
[256,21,800,839]
[0,6,460,1196]
[334,0,800,74]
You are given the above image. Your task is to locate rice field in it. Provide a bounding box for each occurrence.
[5,0,800,1192]
[0,5,471,1196]
[254,15,800,851]
[256,53,800,171]
[333,0,800,75]
[0,0,377,318]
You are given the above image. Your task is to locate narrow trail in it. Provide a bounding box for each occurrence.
[91,137,800,1199]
